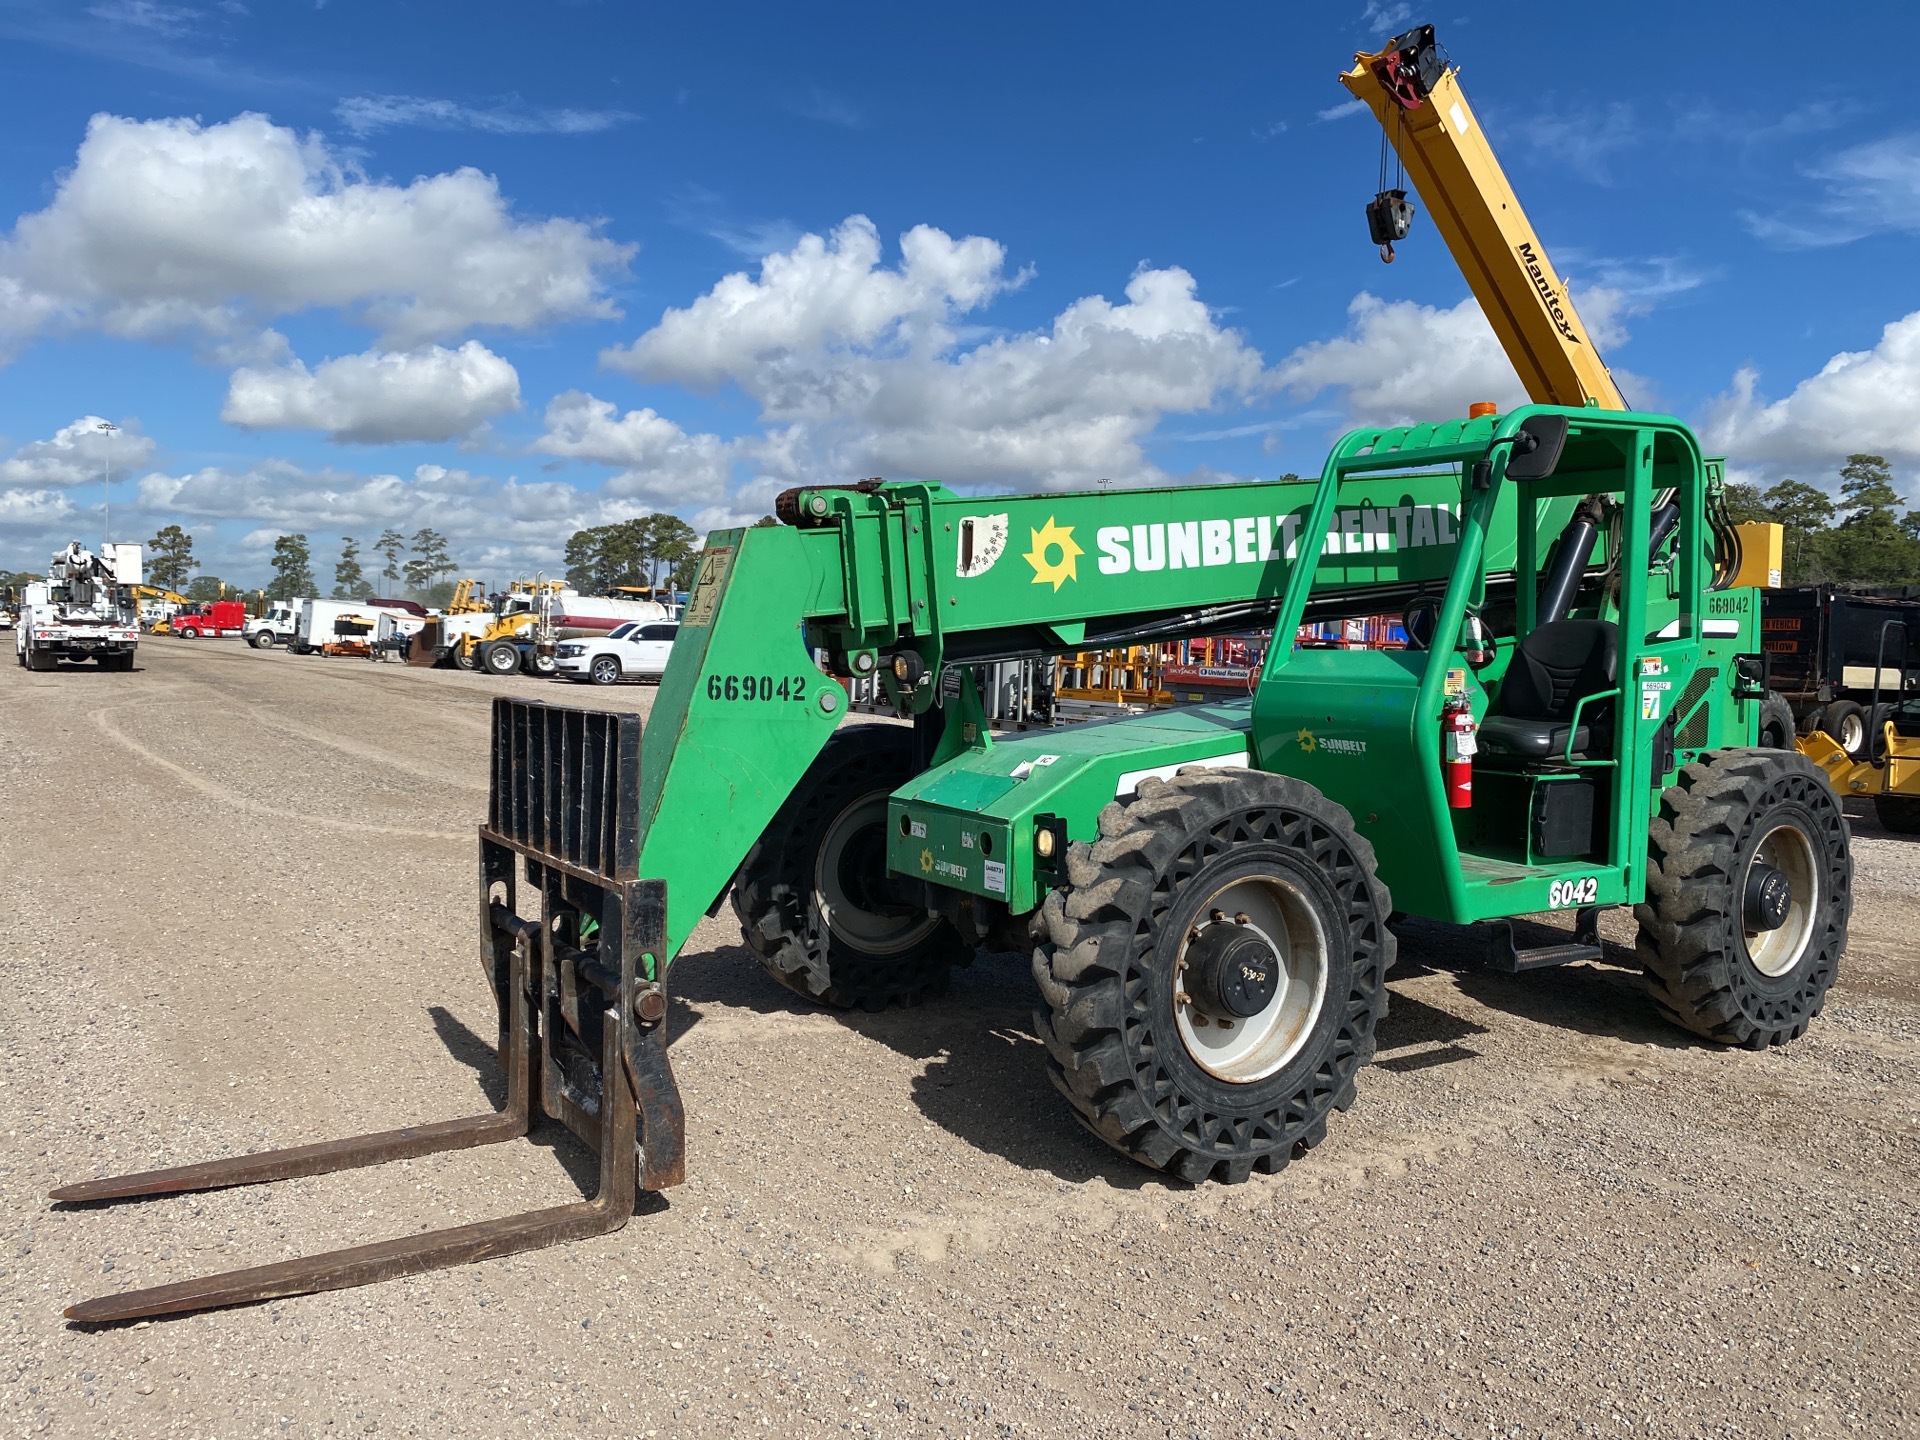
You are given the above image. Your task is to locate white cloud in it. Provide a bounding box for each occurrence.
[1272,292,1526,424]
[0,487,78,528]
[534,391,732,504]
[791,86,862,130]
[1316,100,1369,123]
[601,216,1263,492]
[1520,102,1640,185]
[135,459,644,576]
[334,95,637,138]
[87,1,201,36]
[1272,273,1670,426]
[1701,310,1920,470]
[1744,132,1920,248]
[0,417,160,559]
[607,215,1016,389]
[1362,1,1413,33]
[0,112,633,354]
[222,341,522,443]
[0,415,157,488]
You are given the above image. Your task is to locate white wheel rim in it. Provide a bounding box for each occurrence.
[1744,822,1819,978]
[1174,875,1329,1083]
[594,659,618,682]
[1839,714,1863,752]
[813,794,939,956]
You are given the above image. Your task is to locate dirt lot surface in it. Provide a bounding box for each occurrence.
[3,640,1916,1440]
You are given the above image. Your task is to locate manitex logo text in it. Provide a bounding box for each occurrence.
[1517,241,1580,345]
[1093,505,1460,577]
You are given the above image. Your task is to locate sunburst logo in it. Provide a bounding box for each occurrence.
[919,848,935,875]
[1296,728,1317,753]
[1024,517,1083,591]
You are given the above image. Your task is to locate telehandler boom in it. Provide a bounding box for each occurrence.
[55,23,1849,1324]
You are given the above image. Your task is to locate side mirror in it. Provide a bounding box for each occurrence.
[1503,414,1568,482]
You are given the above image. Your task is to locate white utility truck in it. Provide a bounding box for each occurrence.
[15,542,142,672]
[243,599,305,648]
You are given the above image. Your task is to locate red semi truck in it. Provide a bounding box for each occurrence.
[169,599,247,638]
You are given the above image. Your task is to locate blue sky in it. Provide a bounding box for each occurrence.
[1,0,1915,585]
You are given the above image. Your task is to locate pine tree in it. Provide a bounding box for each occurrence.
[266,534,316,601]
[1829,454,1920,585]
[373,530,406,590]
[146,524,197,591]
[402,528,454,597]
[1762,479,1837,584]
[333,537,368,599]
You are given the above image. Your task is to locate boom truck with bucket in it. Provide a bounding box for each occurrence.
[54,22,1849,1323]
[16,542,141,671]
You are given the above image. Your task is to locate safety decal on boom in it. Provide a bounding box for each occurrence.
[956,514,1008,578]
[682,546,735,628]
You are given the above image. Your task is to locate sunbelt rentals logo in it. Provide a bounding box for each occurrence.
[1025,517,1082,590]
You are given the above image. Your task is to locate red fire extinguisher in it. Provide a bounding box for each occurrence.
[1443,695,1476,809]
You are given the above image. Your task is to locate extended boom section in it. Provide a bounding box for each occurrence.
[1341,26,1626,411]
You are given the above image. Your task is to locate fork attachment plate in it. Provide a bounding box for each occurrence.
[55,699,685,1324]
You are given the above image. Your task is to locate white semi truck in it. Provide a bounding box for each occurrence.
[15,542,142,672]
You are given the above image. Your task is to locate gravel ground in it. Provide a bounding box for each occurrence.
[2,640,1916,1440]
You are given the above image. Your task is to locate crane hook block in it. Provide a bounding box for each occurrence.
[1371,24,1444,110]
[1367,189,1415,259]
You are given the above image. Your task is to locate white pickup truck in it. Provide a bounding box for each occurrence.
[553,621,679,685]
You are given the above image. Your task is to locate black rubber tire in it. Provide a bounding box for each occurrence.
[526,650,558,677]
[1031,769,1394,1184]
[1637,748,1850,1049]
[1863,703,1894,763]
[731,726,969,1010]
[248,631,275,649]
[1758,693,1796,749]
[483,640,521,675]
[589,654,621,686]
[1874,794,1920,835]
[1820,700,1866,757]
[452,643,479,671]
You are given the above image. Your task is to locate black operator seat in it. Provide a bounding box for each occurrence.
[1478,619,1619,763]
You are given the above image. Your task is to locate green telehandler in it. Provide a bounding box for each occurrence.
[54,22,1849,1321]
[55,404,1851,1322]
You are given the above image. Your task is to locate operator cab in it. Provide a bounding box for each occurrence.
[1435,413,1707,869]
[1250,405,1740,928]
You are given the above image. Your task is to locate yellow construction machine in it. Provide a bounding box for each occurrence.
[1342,25,1784,593]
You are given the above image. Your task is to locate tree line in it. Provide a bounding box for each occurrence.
[134,525,458,603]
[77,514,755,606]
[1726,454,1920,589]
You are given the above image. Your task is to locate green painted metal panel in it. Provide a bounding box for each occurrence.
[633,525,858,964]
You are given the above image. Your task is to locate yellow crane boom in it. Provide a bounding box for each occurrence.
[1342,23,1782,589]
[1341,25,1628,412]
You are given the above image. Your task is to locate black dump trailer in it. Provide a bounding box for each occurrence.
[1765,584,1920,755]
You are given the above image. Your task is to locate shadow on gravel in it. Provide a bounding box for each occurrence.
[426,1005,611,1198]
[1372,990,1488,1074]
[1390,915,1695,1050]
[667,940,1161,1189]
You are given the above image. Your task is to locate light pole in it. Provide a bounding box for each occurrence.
[96,420,118,546]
